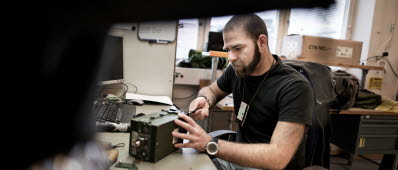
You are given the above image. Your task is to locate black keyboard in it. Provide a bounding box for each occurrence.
[94,98,124,123]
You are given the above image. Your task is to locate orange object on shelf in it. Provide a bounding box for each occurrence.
[209,51,228,58]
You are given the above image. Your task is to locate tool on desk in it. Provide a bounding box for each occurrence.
[115,161,138,170]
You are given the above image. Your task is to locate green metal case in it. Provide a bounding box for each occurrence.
[129,109,186,162]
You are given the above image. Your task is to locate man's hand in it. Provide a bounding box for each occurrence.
[188,97,210,120]
[172,113,212,152]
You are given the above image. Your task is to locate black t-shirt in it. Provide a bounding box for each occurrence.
[217,55,314,169]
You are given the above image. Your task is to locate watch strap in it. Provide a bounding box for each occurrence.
[211,137,218,144]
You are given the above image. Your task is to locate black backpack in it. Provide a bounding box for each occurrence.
[331,70,360,110]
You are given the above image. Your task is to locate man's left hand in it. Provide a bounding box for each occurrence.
[172,113,212,152]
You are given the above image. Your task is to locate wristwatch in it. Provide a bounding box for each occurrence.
[205,137,219,156]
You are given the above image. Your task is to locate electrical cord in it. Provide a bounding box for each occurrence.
[112,143,125,149]
[120,83,128,98]
[382,57,398,77]
[370,52,398,77]
[358,55,378,64]
[345,52,397,77]
[125,82,138,93]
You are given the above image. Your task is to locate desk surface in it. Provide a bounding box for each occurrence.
[96,105,216,170]
[217,96,234,111]
[332,107,398,115]
[217,96,398,115]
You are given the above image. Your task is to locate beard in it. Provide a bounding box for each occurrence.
[232,44,261,79]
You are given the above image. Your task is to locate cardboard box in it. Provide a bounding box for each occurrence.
[281,35,363,65]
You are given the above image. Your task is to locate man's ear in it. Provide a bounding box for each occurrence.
[257,34,268,51]
[258,34,268,48]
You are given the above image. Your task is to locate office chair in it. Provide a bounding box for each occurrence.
[283,60,335,169]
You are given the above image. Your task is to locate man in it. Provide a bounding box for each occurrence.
[172,14,314,170]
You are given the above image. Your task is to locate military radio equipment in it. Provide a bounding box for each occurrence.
[129,108,187,162]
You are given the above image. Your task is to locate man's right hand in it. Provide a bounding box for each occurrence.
[188,96,210,120]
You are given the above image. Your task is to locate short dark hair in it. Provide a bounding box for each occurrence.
[223,13,268,42]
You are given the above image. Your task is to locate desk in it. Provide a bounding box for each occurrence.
[330,108,398,155]
[216,96,234,111]
[330,108,398,169]
[331,107,398,116]
[96,105,216,170]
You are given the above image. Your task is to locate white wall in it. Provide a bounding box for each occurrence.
[345,0,377,85]
[352,0,398,99]
[367,0,398,99]
[351,0,376,63]
[109,23,177,98]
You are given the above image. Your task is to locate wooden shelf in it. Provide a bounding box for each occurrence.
[205,50,384,70]
[295,59,384,71]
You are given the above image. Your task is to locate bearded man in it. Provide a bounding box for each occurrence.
[172,13,314,170]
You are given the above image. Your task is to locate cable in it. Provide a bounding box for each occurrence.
[357,54,383,66]
[373,16,395,55]
[120,83,128,98]
[112,143,125,149]
[347,52,395,76]
[368,52,398,77]
[382,58,398,77]
[125,82,138,93]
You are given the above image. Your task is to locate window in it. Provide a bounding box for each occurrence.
[176,19,199,60]
[288,0,348,39]
[175,0,351,61]
[210,10,279,53]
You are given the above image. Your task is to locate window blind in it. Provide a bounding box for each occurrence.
[288,0,348,39]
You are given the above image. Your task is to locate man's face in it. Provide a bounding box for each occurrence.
[223,27,261,78]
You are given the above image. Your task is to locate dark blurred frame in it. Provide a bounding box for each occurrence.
[19,1,334,169]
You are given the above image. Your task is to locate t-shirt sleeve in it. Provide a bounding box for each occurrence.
[217,65,234,94]
[278,81,314,126]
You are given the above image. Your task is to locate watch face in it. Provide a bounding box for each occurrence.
[206,142,218,155]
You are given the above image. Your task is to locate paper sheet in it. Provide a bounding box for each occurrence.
[126,93,173,105]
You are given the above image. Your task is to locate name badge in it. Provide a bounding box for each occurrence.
[237,101,249,121]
